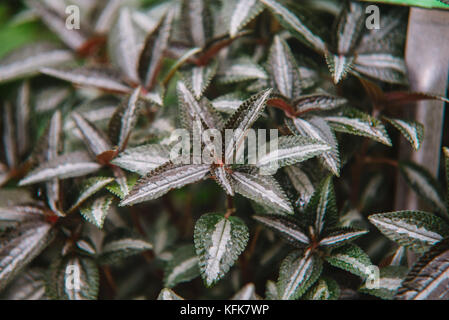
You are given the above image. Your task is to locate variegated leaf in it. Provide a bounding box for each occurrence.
[79,195,113,229]
[261,0,325,53]
[157,288,184,300]
[233,170,293,214]
[0,205,45,231]
[120,162,210,206]
[69,176,114,210]
[0,42,72,83]
[265,280,278,300]
[267,35,301,99]
[149,213,178,257]
[353,54,408,85]
[212,166,234,196]
[325,108,392,146]
[180,0,213,48]
[257,136,331,173]
[217,58,268,84]
[253,215,309,246]
[211,93,244,114]
[396,237,449,300]
[182,61,217,100]
[231,283,259,300]
[224,89,272,163]
[369,211,449,253]
[108,7,144,83]
[41,66,131,93]
[229,0,263,38]
[45,255,99,300]
[335,1,365,55]
[99,228,153,264]
[294,94,347,114]
[398,162,447,215]
[108,86,141,150]
[106,174,138,200]
[383,117,423,151]
[164,244,200,288]
[319,227,368,248]
[194,213,249,287]
[285,165,315,209]
[15,81,31,156]
[360,266,408,300]
[304,277,340,300]
[138,9,174,90]
[72,112,112,157]
[111,144,171,176]
[19,151,101,186]
[93,0,124,33]
[325,51,354,84]
[2,102,17,168]
[277,249,322,300]
[0,219,54,291]
[0,268,46,300]
[325,244,373,279]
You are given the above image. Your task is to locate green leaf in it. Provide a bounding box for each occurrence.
[319,227,368,248]
[232,170,293,214]
[265,280,279,299]
[325,108,392,146]
[45,255,99,300]
[304,277,340,300]
[369,211,449,253]
[69,177,114,212]
[164,244,200,288]
[194,213,249,287]
[326,244,373,278]
[106,173,138,200]
[257,135,331,173]
[277,249,322,300]
[261,0,325,53]
[253,214,309,246]
[284,165,315,209]
[325,51,354,84]
[395,237,449,300]
[383,117,423,151]
[99,228,153,265]
[157,288,184,300]
[398,161,447,216]
[360,266,408,300]
[79,195,113,229]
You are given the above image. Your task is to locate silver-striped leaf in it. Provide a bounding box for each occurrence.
[182,61,217,100]
[229,0,263,38]
[217,57,268,84]
[360,266,408,300]
[79,195,113,229]
[318,227,368,248]
[325,52,354,84]
[157,288,184,300]
[72,112,112,157]
[284,165,315,209]
[0,268,47,300]
[211,93,244,114]
[253,215,309,246]
[194,213,249,287]
[368,211,449,253]
[384,117,424,151]
[325,244,373,279]
[69,177,114,212]
[304,277,340,300]
[163,244,200,288]
[231,283,259,300]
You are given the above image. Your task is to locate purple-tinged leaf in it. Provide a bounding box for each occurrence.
[15,81,31,156]
[72,112,112,157]
[2,102,17,168]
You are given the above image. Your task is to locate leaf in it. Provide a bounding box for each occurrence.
[231,283,259,300]
[318,227,368,248]
[253,215,309,246]
[108,7,144,83]
[232,170,293,214]
[180,0,213,48]
[353,54,408,85]
[266,35,302,99]
[212,166,234,195]
[111,144,171,176]
[0,219,54,291]
[211,93,244,114]
[383,117,423,151]
[182,61,217,100]
[284,165,315,209]
[325,51,354,84]
[335,1,365,55]
[194,213,249,287]
[106,174,138,200]
[2,102,17,168]
[224,89,272,163]
[120,162,210,206]
[360,266,408,300]
[41,67,131,93]
[294,94,347,114]
[72,112,112,157]
[15,81,31,156]
[149,213,178,257]
[304,277,340,300]
[69,177,114,212]
[325,244,373,279]
[45,255,99,300]
[368,211,449,253]
[398,161,447,215]
[99,228,153,265]
[157,288,184,300]
[261,0,325,53]
[0,42,73,83]
[0,268,46,300]
[218,58,268,84]
[265,280,278,300]
[79,195,113,229]
[0,205,45,231]
[229,0,263,38]
[288,117,340,176]
[108,86,142,150]
[257,136,331,174]
[164,244,200,288]
[19,151,101,186]
[325,108,392,146]
[138,9,174,90]
[395,237,449,300]
[277,249,322,300]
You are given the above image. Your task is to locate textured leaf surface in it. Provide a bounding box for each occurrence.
[319,227,368,248]
[325,244,373,278]
[80,195,113,229]
[194,213,249,286]
[72,112,112,157]
[304,277,340,300]
[69,177,114,212]
[384,117,423,150]
[231,283,259,300]
[369,211,449,252]
[164,244,200,288]
[229,0,263,38]
[253,215,309,246]
[360,266,408,300]
[157,288,184,300]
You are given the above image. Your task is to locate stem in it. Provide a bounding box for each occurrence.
[363,156,399,167]
[224,195,235,219]
[102,266,117,298]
